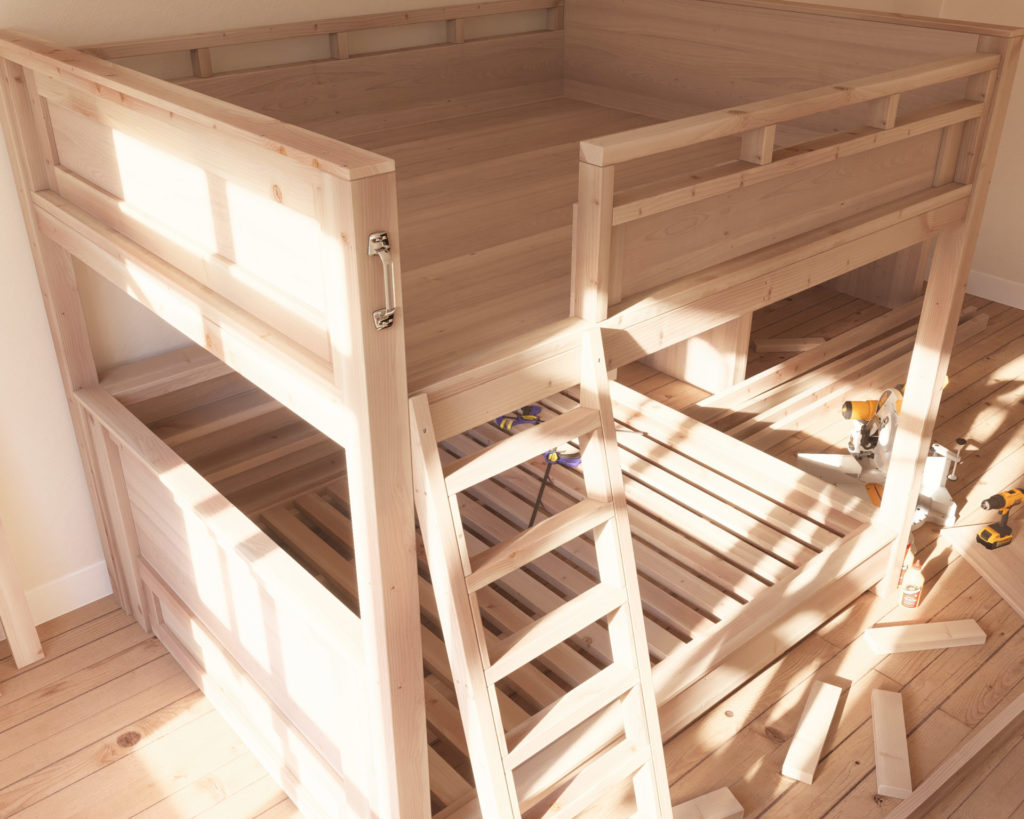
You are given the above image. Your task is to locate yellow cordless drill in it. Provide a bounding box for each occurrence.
[976,488,1024,549]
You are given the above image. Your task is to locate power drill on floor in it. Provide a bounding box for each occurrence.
[976,488,1024,549]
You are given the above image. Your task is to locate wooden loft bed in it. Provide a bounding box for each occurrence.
[0,0,1019,815]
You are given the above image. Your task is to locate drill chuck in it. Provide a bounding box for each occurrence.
[981,488,1024,512]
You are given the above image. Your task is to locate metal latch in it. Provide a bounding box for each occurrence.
[367,231,396,330]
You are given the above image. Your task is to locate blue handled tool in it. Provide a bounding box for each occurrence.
[528,449,582,526]
[495,405,543,432]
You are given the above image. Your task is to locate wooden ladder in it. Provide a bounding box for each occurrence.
[409,328,672,818]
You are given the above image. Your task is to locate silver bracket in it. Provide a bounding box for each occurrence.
[367,230,396,330]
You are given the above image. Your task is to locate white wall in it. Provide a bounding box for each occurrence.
[1,0,1022,626]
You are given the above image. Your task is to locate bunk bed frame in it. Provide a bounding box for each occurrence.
[0,0,1020,815]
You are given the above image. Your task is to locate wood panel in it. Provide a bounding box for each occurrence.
[181,32,563,132]
[564,0,980,123]
[613,131,943,300]
[37,76,332,363]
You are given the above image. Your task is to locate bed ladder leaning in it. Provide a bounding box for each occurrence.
[409,326,673,817]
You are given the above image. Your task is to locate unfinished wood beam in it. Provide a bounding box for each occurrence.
[321,170,430,817]
[782,681,843,784]
[0,517,44,669]
[880,35,1022,592]
[189,47,213,78]
[573,163,616,322]
[642,313,752,395]
[740,125,775,165]
[869,94,900,129]
[328,32,349,59]
[446,19,466,44]
[888,686,1024,818]
[672,787,744,818]
[864,619,986,654]
[872,690,912,799]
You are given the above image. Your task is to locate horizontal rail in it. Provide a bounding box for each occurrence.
[580,52,999,167]
[689,0,1024,39]
[73,386,365,657]
[0,30,394,180]
[613,99,985,225]
[85,0,564,58]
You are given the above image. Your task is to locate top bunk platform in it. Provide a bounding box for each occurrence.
[1,0,1021,448]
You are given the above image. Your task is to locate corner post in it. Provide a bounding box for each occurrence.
[320,168,430,818]
[880,34,1023,591]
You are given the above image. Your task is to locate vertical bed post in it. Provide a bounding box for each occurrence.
[880,33,1023,591]
[320,169,430,818]
[0,57,147,625]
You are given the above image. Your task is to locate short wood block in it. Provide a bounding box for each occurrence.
[872,689,913,799]
[782,680,843,784]
[673,786,744,819]
[864,619,985,655]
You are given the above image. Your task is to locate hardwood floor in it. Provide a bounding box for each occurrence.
[1,286,1022,817]
[0,597,298,817]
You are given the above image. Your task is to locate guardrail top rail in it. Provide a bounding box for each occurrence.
[579,52,1000,168]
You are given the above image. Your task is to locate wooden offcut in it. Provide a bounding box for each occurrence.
[672,787,744,819]
[782,681,844,784]
[864,620,987,654]
[872,689,913,799]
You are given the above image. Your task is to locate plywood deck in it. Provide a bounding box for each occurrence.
[318,95,754,394]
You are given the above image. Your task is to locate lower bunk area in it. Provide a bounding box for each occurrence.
[90,344,882,816]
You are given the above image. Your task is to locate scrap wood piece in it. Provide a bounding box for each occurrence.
[872,689,912,799]
[887,686,1024,817]
[864,619,985,655]
[672,786,744,818]
[782,680,843,784]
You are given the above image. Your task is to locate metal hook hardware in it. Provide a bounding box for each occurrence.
[367,231,396,330]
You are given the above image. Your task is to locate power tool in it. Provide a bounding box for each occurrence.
[976,488,1024,549]
[798,384,962,527]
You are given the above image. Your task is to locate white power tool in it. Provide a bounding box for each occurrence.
[798,385,961,527]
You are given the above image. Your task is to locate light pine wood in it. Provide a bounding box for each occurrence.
[880,34,1023,591]
[0,519,43,670]
[864,619,987,654]
[672,787,744,819]
[643,314,752,395]
[871,689,913,799]
[0,4,1020,815]
[578,54,998,166]
[781,681,844,784]
[86,0,563,58]
[410,328,672,816]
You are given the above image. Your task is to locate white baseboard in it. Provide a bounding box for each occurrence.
[967,270,1024,310]
[24,560,113,626]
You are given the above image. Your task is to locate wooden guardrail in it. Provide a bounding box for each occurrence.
[85,0,564,79]
[573,50,999,334]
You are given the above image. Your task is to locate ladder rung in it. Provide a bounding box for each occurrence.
[466,499,614,593]
[487,584,623,683]
[443,406,600,495]
[506,664,636,769]
[537,739,647,819]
